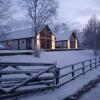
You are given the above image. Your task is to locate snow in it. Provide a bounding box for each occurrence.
[79,83,100,100]
[0,50,94,67]
[0,28,35,41]
[55,31,72,41]
[0,50,100,100]
[0,50,33,53]
[10,67,100,100]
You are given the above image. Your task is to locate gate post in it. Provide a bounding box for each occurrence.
[52,62,57,90]
[55,68,60,85]
[95,58,97,68]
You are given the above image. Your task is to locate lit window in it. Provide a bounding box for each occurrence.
[7,41,12,46]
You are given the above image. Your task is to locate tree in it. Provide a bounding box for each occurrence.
[0,0,12,34]
[54,22,70,33]
[21,0,57,57]
[83,16,100,56]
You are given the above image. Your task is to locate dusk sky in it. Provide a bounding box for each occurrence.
[12,0,100,29]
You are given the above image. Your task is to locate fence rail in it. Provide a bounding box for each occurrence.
[0,57,100,99]
[0,62,58,99]
[58,57,100,87]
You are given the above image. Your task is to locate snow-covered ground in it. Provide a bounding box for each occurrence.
[0,50,100,100]
[0,50,33,53]
[8,67,100,100]
[0,50,95,67]
[79,83,100,100]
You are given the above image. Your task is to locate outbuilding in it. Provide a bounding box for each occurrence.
[55,31,79,49]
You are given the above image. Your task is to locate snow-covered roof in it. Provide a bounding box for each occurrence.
[0,28,35,41]
[55,31,74,41]
[0,25,54,41]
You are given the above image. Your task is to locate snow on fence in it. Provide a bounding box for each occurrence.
[0,57,100,99]
[58,57,100,87]
[0,62,58,99]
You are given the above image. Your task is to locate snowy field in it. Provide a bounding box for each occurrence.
[0,50,95,67]
[8,66,100,100]
[0,50,100,100]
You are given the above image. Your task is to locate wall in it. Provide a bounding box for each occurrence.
[75,38,78,48]
[67,40,70,49]
[19,39,26,50]
[51,35,55,49]
[1,40,19,50]
[31,38,35,49]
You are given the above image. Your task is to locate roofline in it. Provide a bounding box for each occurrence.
[0,37,35,42]
[6,27,33,34]
[55,40,68,42]
[0,25,55,42]
[72,31,79,40]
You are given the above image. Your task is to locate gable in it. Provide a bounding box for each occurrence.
[39,25,55,38]
[56,31,78,41]
[70,32,76,41]
[71,32,78,40]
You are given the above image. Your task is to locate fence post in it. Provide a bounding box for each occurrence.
[53,62,60,85]
[52,63,57,90]
[0,75,1,83]
[99,57,100,66]
[55,68,60,85]
[82,62,85,74]
[72,65,74,78]
[0,67,1,83]
[90,60,92,70]
[95,58,97,68]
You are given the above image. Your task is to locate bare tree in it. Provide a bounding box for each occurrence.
[61,23,69,33]
[0,0,12,34]
[21,0,57,57]
[53,24,61,33]
[83,16,99,56]
[54,22,70,33]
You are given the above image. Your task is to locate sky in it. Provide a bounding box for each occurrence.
[57,0,100,29]
[11,0,100,30]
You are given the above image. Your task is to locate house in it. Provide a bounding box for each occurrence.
[55,31,79,49]
[0,25,55,50]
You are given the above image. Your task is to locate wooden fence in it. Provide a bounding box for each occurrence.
[0,57,100,99]
[0,62,58,99]
[58,57,100,87]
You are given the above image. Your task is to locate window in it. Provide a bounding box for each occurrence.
[56,41,62,48]
[7,41,12,46]
[62,41,66,48]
